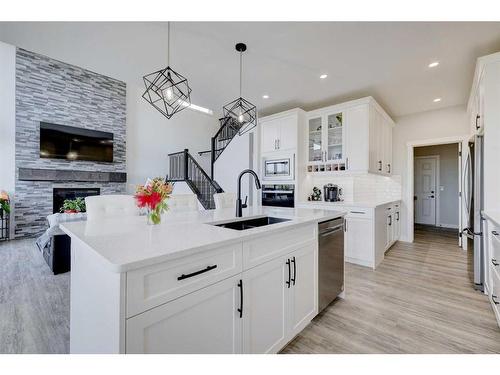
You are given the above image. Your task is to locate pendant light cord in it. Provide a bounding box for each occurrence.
[167,22,170,67]
[239,51,242,98]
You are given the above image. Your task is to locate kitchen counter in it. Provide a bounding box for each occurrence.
[61,206,345,273]
[62,206,345,354]
[483,210,500,227]
[298,199,401,209]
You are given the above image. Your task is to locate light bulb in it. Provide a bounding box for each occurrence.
[165,87,174,101]
[238,113,244,123]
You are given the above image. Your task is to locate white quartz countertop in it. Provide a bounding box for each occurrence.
[483,210,500,227]
[298,199,401,209]
[60,206,345,273]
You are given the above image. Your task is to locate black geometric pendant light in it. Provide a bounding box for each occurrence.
[142,22,192,119]
[222,43,257,135]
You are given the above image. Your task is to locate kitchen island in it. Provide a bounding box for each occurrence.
[60,206,345,354]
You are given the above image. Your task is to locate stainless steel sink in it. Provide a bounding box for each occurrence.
[210,216,291,231]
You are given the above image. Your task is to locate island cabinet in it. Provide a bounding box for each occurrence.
[70,223,319,354]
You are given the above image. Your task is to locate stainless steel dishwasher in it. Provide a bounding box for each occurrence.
[318,217,344,312]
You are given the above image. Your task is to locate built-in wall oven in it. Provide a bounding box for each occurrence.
[262,155,294,181]
[261,184,295,208]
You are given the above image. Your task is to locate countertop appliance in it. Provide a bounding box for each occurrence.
[463,135,485,291]
[262,155,294,181]
[324,184,340,202]
[261,184,294,208]
[318,217,344,312]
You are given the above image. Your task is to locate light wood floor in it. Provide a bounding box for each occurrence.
[1,226,499,354]
[283,226,500,354]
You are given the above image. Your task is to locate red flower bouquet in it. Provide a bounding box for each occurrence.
[134,177,173,224]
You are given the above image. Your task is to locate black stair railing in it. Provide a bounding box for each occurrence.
[210,116,244,178]
[167,149,223,210]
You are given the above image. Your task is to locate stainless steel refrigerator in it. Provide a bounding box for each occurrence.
[463,135,484,291]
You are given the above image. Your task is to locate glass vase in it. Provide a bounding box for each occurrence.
[146,206,162,225]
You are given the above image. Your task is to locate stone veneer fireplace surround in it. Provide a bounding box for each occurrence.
[14,48,127,238]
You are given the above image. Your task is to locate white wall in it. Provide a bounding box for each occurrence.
[393,105,469,241]
[414,143,459,228]
[0,41,16,237]
[126,84,219,192]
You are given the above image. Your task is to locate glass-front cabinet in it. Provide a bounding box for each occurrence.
[307,111,346,172]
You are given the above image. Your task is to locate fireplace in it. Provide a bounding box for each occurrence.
[53,188,100,213]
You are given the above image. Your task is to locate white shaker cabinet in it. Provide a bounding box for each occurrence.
[260,111,299,154]
[126,275,243,354]
[242,242,317,354]
[344,214,374,268]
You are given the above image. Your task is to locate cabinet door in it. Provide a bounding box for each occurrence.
[242,256,289,354]
[345,216,373,266]
[386,214,394,249]
[345,105,369,172]
[126,275,242,354]
[277,115,297,151]
[368,108,379,174]
[261,119,281,154]
[308,116,323,163]
[325,112,345,162]
[289,243,318,337]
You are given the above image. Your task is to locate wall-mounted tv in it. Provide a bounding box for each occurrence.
[40,122,114,163]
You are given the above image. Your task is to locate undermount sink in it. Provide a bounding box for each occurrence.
[211,216,291,231]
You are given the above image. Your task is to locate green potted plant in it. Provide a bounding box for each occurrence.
[60,197,86,213]
[0,190,10,220]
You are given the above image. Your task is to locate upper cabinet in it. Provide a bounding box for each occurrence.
[305,97,394,175]
[260,111,300,154]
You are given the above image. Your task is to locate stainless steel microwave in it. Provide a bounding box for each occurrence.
[262,155,294,181]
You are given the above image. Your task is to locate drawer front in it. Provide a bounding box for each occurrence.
[242,224,316,270]
[126,244,243,317]
[344,207,373,219]
[491,268,500,320]
[491,229,500,271]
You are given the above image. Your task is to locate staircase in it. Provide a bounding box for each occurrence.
[210,117,245,178]
[167,117,244,209]
[167,149,223,210]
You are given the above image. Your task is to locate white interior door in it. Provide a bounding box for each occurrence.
[415,156,437,225]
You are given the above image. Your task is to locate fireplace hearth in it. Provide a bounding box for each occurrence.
[53,188,100,213]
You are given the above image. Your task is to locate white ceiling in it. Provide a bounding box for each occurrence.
[1,22,500,118]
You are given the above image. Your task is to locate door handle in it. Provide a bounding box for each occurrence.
[291,256,296,286]
[285,259,291,288]
[237,279,243,318]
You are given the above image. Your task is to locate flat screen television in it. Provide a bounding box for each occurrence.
[40,122,113,162]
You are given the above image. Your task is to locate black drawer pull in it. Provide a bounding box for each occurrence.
[493,295,499,305]
[492,259,499,267]
[286,259,291,288]
[350,211,365,214]
[237,279,243,318]
[291,256,296,286]
[177,265,217,281]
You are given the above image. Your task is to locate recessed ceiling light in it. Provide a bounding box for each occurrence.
[433,98,442,103]
[320,74,328,79]
[262,95,269,99]
[428,61,440,68]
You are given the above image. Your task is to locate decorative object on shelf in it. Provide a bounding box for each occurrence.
[307,187,322,201]
[142,22,192,119]
[135,177,173,225]
[60,197,86,213]
[222,43,257,136]
[0,191,10,241]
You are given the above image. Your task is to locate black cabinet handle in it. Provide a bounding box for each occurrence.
[378,160,382,171]
[291,257,296,286]
[237,279,243,318]
[286,259,291,288]
[396,212,400,221]
[493,231,499,236]
[388,216,392,226]
[387,164,391,173]
[492,259,499,267]
[476,114,481,130]
[493,295,499,305]
[177,265,217,281]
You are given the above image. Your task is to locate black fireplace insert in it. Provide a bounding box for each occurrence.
[53,188,100,213]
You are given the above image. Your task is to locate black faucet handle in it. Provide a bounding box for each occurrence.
[242,196,248,208]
